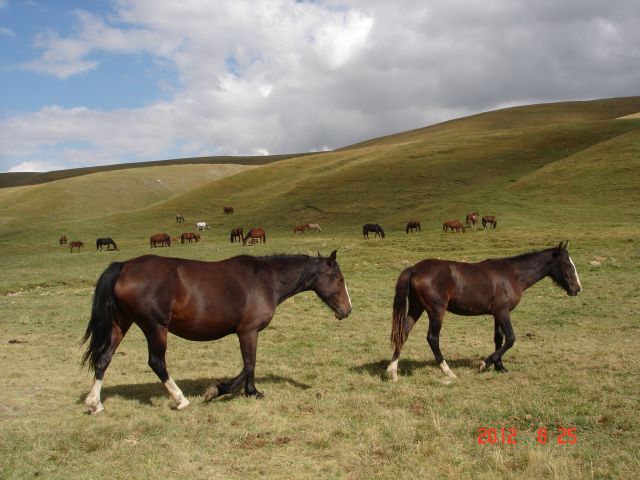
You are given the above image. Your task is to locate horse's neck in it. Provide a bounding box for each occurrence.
[266,257,317,304]
[508,250,554,291]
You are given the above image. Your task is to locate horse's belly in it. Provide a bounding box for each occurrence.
[168,314,237,341]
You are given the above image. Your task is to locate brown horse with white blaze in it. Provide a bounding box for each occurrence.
[81,251,352,414]
[387,242,581,381]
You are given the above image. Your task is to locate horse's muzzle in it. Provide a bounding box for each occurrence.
[334,308,351,320]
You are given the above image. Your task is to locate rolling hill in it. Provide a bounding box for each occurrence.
[1,96,639,240]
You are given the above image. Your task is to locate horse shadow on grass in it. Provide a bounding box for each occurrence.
[77,374,311,406]
[351,357,479,380]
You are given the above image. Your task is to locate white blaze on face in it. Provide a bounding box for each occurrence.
[344,281,352,309]
[569,256,582,290]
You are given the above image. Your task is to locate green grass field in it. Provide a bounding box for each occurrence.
[1,97,639,479]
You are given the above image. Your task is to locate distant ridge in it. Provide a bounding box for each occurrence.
[0,153,315,189]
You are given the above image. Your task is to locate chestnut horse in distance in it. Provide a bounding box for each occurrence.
[465,212,479,229]
[81,251,352,414]
[406,220,421,233]
[243,228,266,245]
[482,215,497,229]
[387,242,582,381]
[442,220,465,233]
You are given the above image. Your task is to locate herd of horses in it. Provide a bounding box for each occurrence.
[60,209,498,255]
[81,241,581,414]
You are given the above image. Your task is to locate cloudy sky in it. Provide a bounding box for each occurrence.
[1,0,639,173]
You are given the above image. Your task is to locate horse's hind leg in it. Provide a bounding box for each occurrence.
[143,326,189,410]
[85,317,132,414]
[426,309,456,378]
[387,301,423,381]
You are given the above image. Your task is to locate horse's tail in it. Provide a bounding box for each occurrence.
[263,232,266,243]
[406,224,409,233]
[493,219,497,229]
[391,267,413,351]
[81,262,124,372]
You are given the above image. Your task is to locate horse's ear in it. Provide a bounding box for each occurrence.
[557,241,565,250]
[327,250,337,266]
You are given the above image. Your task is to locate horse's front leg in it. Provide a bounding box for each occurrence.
[480,312,515,373]
[204,330,262,401]
[492,317,508,372]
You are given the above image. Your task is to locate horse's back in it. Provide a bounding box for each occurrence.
[113,255,270,340]
[410,259,517,315]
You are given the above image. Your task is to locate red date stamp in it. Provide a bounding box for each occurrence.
[477,427,577,445]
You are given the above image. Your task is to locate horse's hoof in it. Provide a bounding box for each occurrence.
[478,361,487,373]
[87,402,104,415]
[246,391,264,399]
[203,386,219,402]
[174,398,190,410]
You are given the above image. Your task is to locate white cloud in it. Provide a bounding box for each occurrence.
[0,27,15,37]
[2,0,640,172]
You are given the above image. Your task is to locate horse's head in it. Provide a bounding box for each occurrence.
[314,250,352,320]
[550,241,582,296]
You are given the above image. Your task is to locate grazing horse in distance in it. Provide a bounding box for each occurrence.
[308,223,322,233]
[59,235,68,245]
[175,214,185,223]
[465,212,479,229]
[293,224,310,234]
[223,206,234,215]
[482,215,497,229]
[363,223,385,239]
[180,232,200,244]
[81,251,352,414]
[230,227,243,243]
[406,220,421,233]
[96,237,118,251]
[443,220,465,233]
[196,221,211,231]
[243,228,266,245]
[69,241,83,253]
[150,233,171,248]
[387,241,582,381]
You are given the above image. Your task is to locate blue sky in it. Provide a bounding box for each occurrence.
[1,0,639,173]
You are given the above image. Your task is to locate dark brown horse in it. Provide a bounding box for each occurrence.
[223,206,234,215]
[96,237,117,251]
[482,215,497,229]
[150,233,171,248]
[363,224,385,239]
[465,212,479,229]
[442,220,465,233]
[293,224,310,234]
[176,214,185,223]
[386,242,582,381]
[230,227,243,243]
[406,220,421,233]
[81,251,352,414]
[180,232,200,244]
[69,241,83,253]
[243,228,266,245]
[59,235,68,245]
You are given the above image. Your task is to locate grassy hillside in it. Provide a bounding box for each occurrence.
[1,97,639,479]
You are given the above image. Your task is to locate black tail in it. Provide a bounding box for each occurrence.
[390,267,413,351]
[81,262,124,371]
